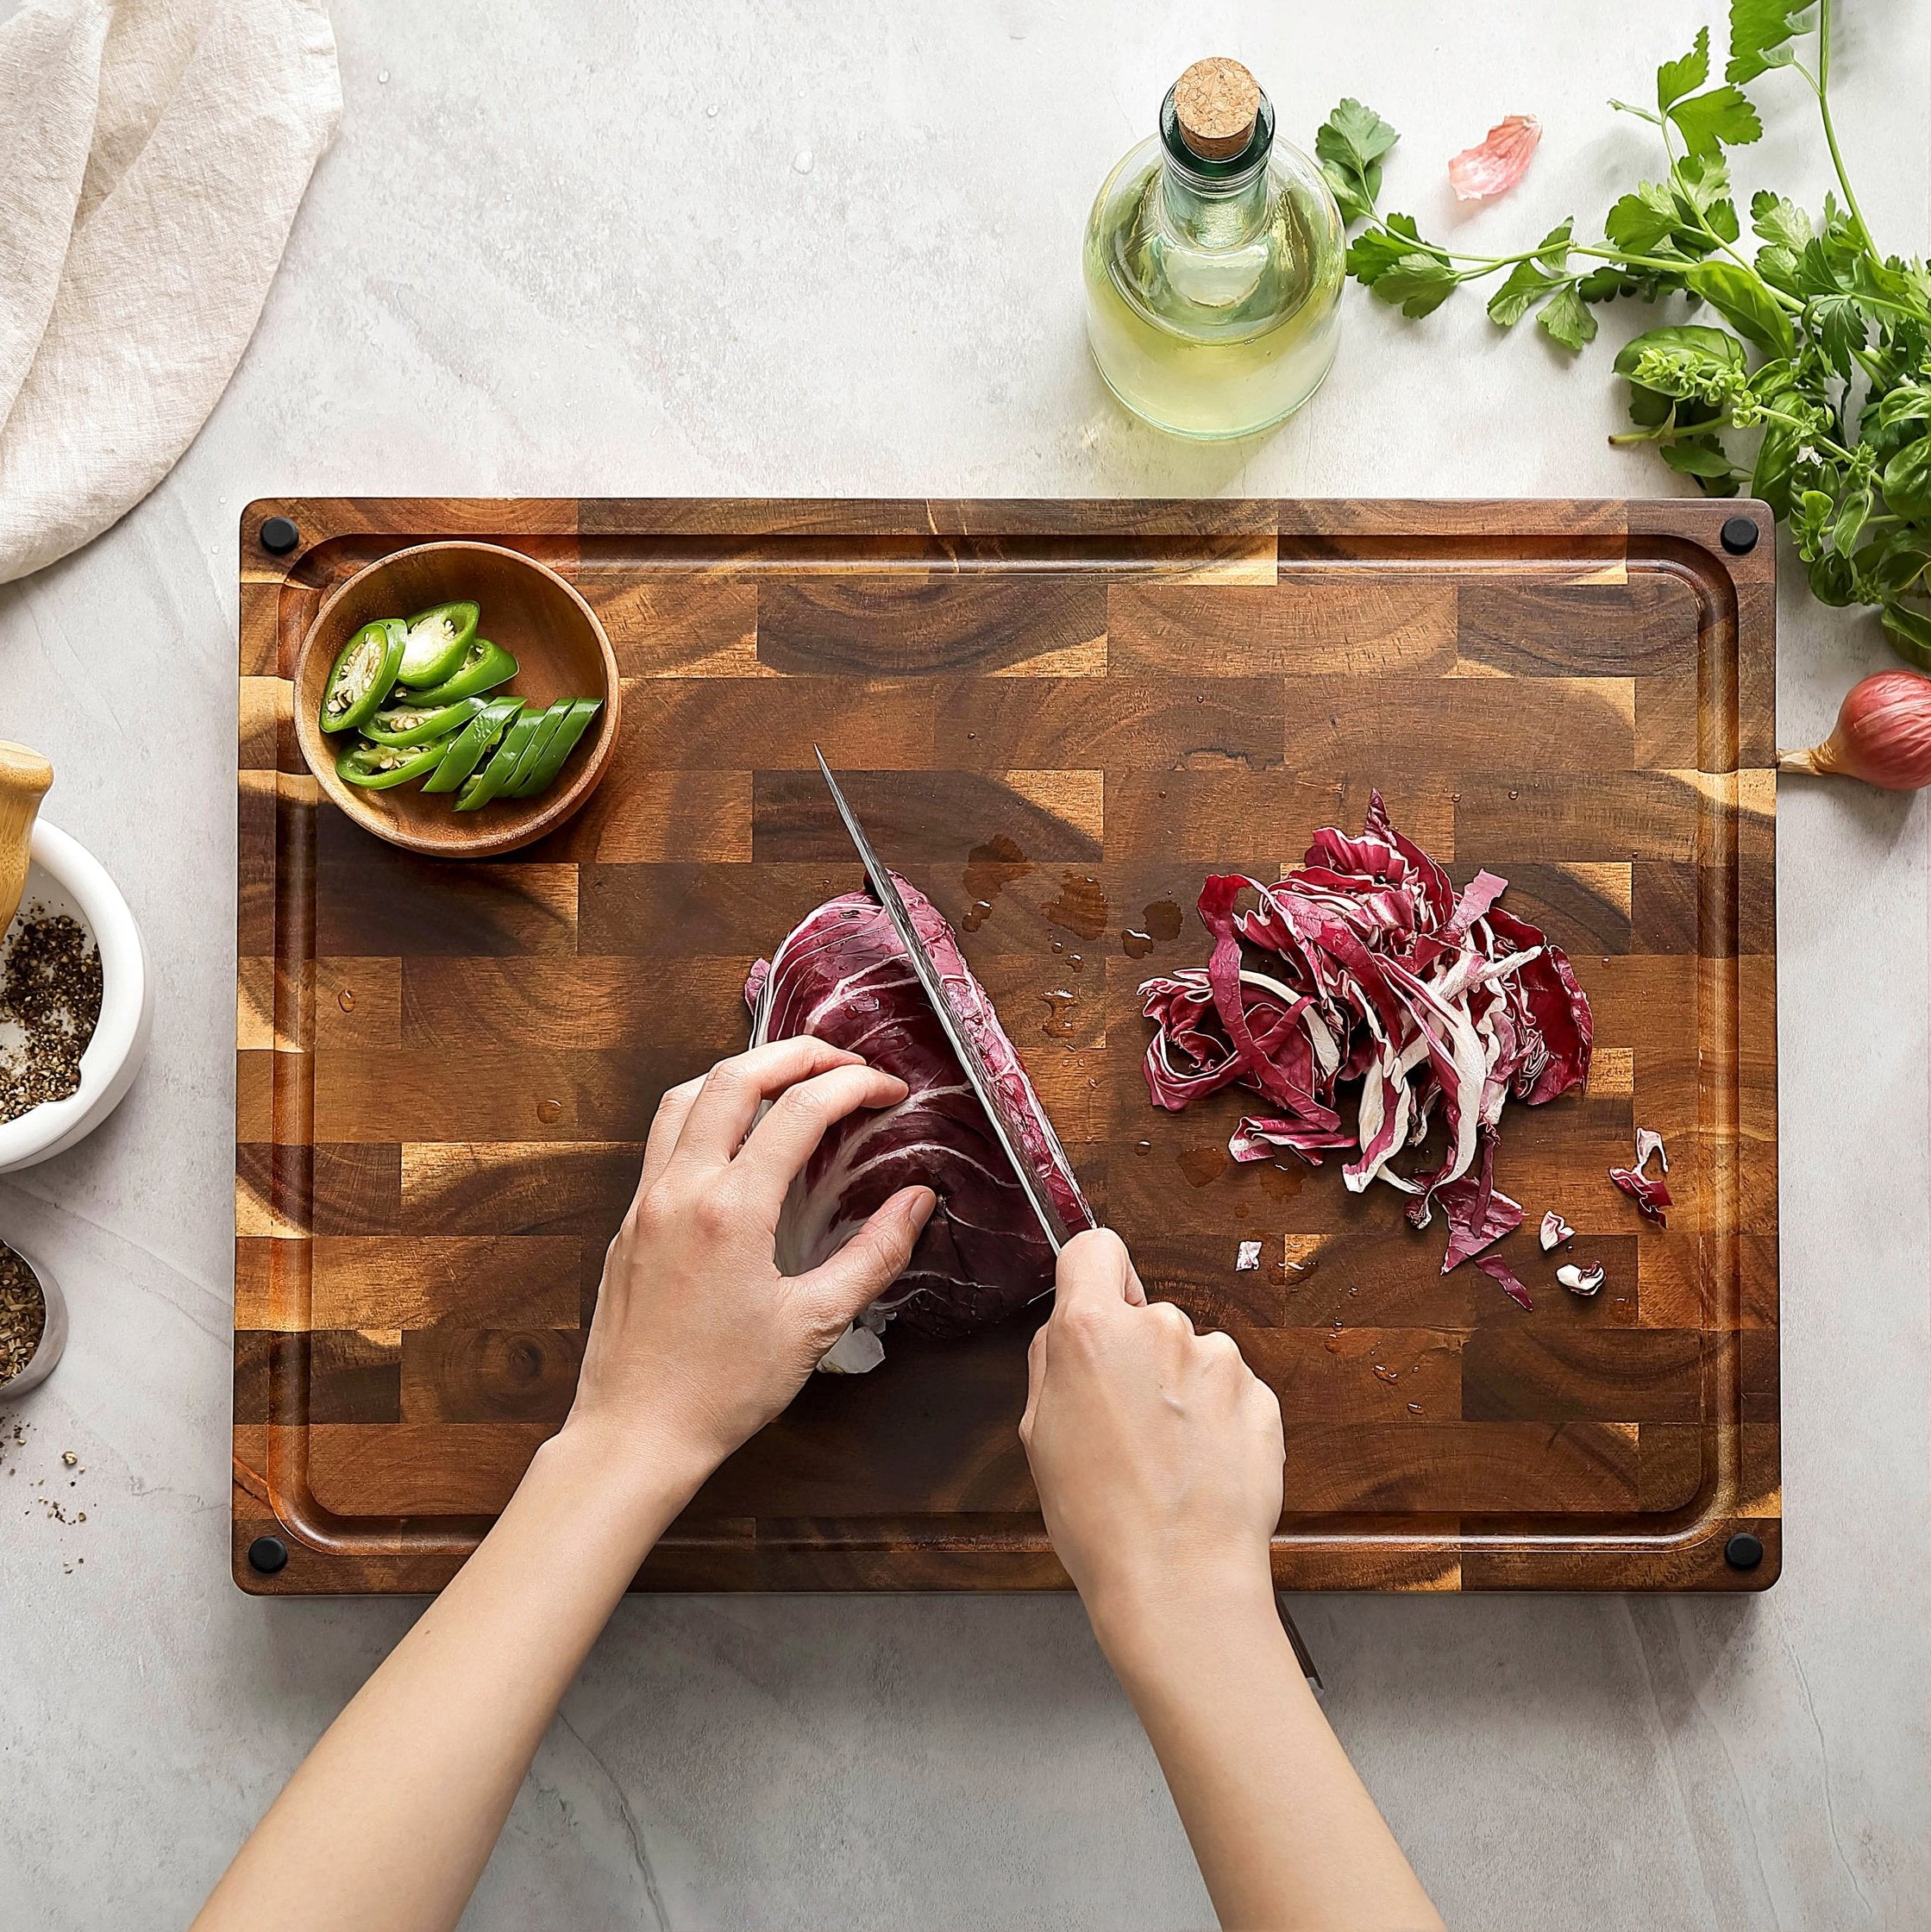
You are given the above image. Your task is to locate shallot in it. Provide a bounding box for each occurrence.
[1778,669,1931,791]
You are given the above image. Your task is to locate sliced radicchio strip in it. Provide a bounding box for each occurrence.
[748,875,1093,1361]
[1610,1126,1672,1224]
[1539,1209,1575,1251]
[1138,792,1593,1302]
[1558,1261,1606,1296]
[1475,1253,1533,1311]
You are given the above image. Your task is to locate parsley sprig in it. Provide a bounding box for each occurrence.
[1321,0,1931,666]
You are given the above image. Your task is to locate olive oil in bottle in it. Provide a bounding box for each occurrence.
[1082,58,1345,440]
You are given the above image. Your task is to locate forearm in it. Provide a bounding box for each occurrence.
[195,1419,704,1932]
[1096,1579,1443,1932]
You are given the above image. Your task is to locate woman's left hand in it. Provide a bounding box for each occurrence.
[565,1038,935,1493]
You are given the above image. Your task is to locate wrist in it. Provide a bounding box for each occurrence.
[538,1412,716,1540]
[1084,1557,1281,1682]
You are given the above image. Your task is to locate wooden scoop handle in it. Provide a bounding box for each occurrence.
[0,741,53,938]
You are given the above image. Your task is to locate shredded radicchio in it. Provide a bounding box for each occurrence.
[1609,1126,1672,1225]
[747,875,1093,1365]
[1139,793,1593,1298]
[1539,1209,1575,1251]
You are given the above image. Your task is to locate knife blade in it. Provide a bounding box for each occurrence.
[813,747,1074,1255]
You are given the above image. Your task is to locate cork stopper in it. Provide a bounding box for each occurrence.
[1173,58,1262,160]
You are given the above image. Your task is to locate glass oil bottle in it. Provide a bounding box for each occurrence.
[1082,58,1345,440]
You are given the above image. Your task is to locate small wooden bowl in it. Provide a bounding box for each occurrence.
[292,541,620,859]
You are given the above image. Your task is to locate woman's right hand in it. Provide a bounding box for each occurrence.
[1018,1228,1285,1656]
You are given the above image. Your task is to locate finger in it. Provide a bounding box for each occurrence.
[1019,1321,1049,1447]
[795,1184,937,1331]
[638,1076,706,1193]
[732,1063,910,1218]
[1052,1227,1147,1317]
[671,1038,864,1167]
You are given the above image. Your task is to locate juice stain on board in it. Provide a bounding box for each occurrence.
[961,835,1031,934]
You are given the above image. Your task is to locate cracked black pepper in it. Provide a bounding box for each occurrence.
[0,906,103,1126]
[0,1244,47,1383]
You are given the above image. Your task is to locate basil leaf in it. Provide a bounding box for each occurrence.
[1832,486,1873,559]
[1614,323,1749,398]
[1659,436,1738,481]
[1881,437,1931,521]
[1881,601,1931,671]
[1683,260,1796,356]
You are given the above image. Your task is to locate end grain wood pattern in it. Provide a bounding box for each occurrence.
[235,498,1778,1595]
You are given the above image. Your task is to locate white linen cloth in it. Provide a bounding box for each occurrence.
[0,0,339,584]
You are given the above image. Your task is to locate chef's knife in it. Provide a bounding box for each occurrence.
[813,747,1080,1255]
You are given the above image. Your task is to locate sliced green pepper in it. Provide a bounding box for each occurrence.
[360,695,486,748]
[320,620,405,733]
[422,698,522,794]
[408,637,518,706]
[512,698,603,797]
[336,736,456,790]
[502,702,574,796]
[395,600,481,686]
[455,709,545,811]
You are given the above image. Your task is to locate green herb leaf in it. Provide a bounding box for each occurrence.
[1881,601,1931,669]
[1346,213,1448,285]
[1668,85,1764,157]
[1727,0,1813,85]
[1614,323,1748,399]
[1881,437,1931,520]
[1658,28,1712,110]
[1605,182,1682,257]
[1536,284,1597,350]
[1658,436,1740,486]
[1486,224,1574,326]
[1750,188,1813,253]
[1832,486,1873,557]
[1873,384,1931,436]
[1683,260,1796,356]
[1318,99,1401,225]
[1752,423,1799,517]
[1372,254,1461,317]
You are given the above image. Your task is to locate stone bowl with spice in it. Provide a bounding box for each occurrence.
[0,1239,66,1396]
[0,820,152,1173]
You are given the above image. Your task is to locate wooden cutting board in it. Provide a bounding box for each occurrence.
[235,498,1777,1594]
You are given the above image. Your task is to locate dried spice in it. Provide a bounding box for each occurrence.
[0,906,103,1126]
[0,1244,47,1383]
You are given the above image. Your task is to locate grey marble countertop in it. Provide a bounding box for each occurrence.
[3,3,1926,1926]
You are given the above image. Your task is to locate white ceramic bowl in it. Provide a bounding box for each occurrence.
[0,1243,67,1396]
[0,819,153,1172]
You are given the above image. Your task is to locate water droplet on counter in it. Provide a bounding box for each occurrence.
[962,899,994,932]
[1143,898,1184,943]
[1372,1364,1400,1384]
[1068,953,1082,971]
[536,1098,562,1124]
[1323,1328,1344,1353]
[377,68,390,84]
[1407,1402,1425,1416]
[1041,990,1077,1039]
[1044,871,1108,941]
[705,103,719,117]
[1134,1138,1153,1157]
[1050,939,1063,954]
[793,148,814,173]
[1508,788,1520,800]
[336,988,356,1012]
[1122,929,1154,959]
[962,835,1031,932]
[1176,1145,1231,1188]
